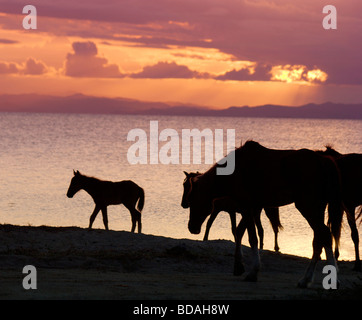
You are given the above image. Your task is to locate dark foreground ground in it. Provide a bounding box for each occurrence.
[0,224,361,300]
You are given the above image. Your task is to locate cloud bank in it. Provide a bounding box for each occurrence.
[1,0,361,85]
[0,58,48,75]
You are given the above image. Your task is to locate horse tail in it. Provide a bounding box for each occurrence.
[324,157,344,251]
[356,206,362,225]
[137,187,145,212]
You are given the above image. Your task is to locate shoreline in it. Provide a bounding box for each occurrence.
[0,224,361,299]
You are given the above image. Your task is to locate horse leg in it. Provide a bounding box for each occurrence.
[229,211,237,243]
[101,206,109,230]
[274,231,280,253]
[264,207,281,252]
[297,203,337,287]
[233,218,247,276]
[131,209,142,233]
[137,210,142,233]
[123,200,142,233]
[298,229,323,288]
[346,205,360,271]
[89,205,100,229]
[203,209,219,241]
[254,208,263,250]
[244,211,260,282]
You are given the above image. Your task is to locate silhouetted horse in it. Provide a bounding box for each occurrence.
[67,170,144,233]
[186,141,343,287]
[182,171,282,252]
[321,146,362,271]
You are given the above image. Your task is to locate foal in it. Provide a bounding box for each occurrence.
[182,171,282,251]
[67,170,144,233]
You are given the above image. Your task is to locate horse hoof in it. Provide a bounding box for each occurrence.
[297,279,309,288]
[244,273,258,282]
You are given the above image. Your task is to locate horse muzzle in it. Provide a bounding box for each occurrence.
[188,221,201,235]
[181,201,189,209]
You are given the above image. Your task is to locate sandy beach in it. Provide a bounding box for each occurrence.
[0,224,361,300]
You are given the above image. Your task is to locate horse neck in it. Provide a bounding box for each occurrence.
[198,166,217,194]
[80,176,100,198]
[201,161,235,198]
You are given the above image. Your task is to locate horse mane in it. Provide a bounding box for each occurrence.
[323,145,342,157]
[200,140,265,177]
[195,140,265,187]
[77,172,103,183]
[240,140,266,151]
[183,171,201,182]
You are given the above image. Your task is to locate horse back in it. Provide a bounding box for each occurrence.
[231,146,333,207]
[97,180,142,206]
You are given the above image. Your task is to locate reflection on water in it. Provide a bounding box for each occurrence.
[0,112,361,260]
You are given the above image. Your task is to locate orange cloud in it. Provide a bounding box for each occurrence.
[306,69,328,83]
[270,65,328,83]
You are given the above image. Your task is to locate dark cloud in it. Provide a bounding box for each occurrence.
[130,61,210,79]
[72,41,98,56]
[0,38,18,44]
[65,41,123,78]
[0,58,48,75]
[216,64,272,81]
[0,62,19,74]
[23,58,47,75]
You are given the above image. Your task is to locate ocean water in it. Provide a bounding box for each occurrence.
[0,112,361,260]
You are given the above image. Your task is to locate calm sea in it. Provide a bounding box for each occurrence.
[0,112,361,260]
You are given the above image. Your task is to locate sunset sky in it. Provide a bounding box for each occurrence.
[0,0,361,108]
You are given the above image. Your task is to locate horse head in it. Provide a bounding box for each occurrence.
[66,170,83,198]
[186,175,213,235]
[181,171,202,208]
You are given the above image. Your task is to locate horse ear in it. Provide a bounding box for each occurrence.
[73,169,76,176]
[183,171,189,177]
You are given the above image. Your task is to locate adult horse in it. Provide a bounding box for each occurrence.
[186,141,343,287]
[321,146,362,271]
[67,170,144,233]
[182,171,282,252]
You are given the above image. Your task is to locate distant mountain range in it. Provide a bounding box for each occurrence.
[0,93,361,119]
